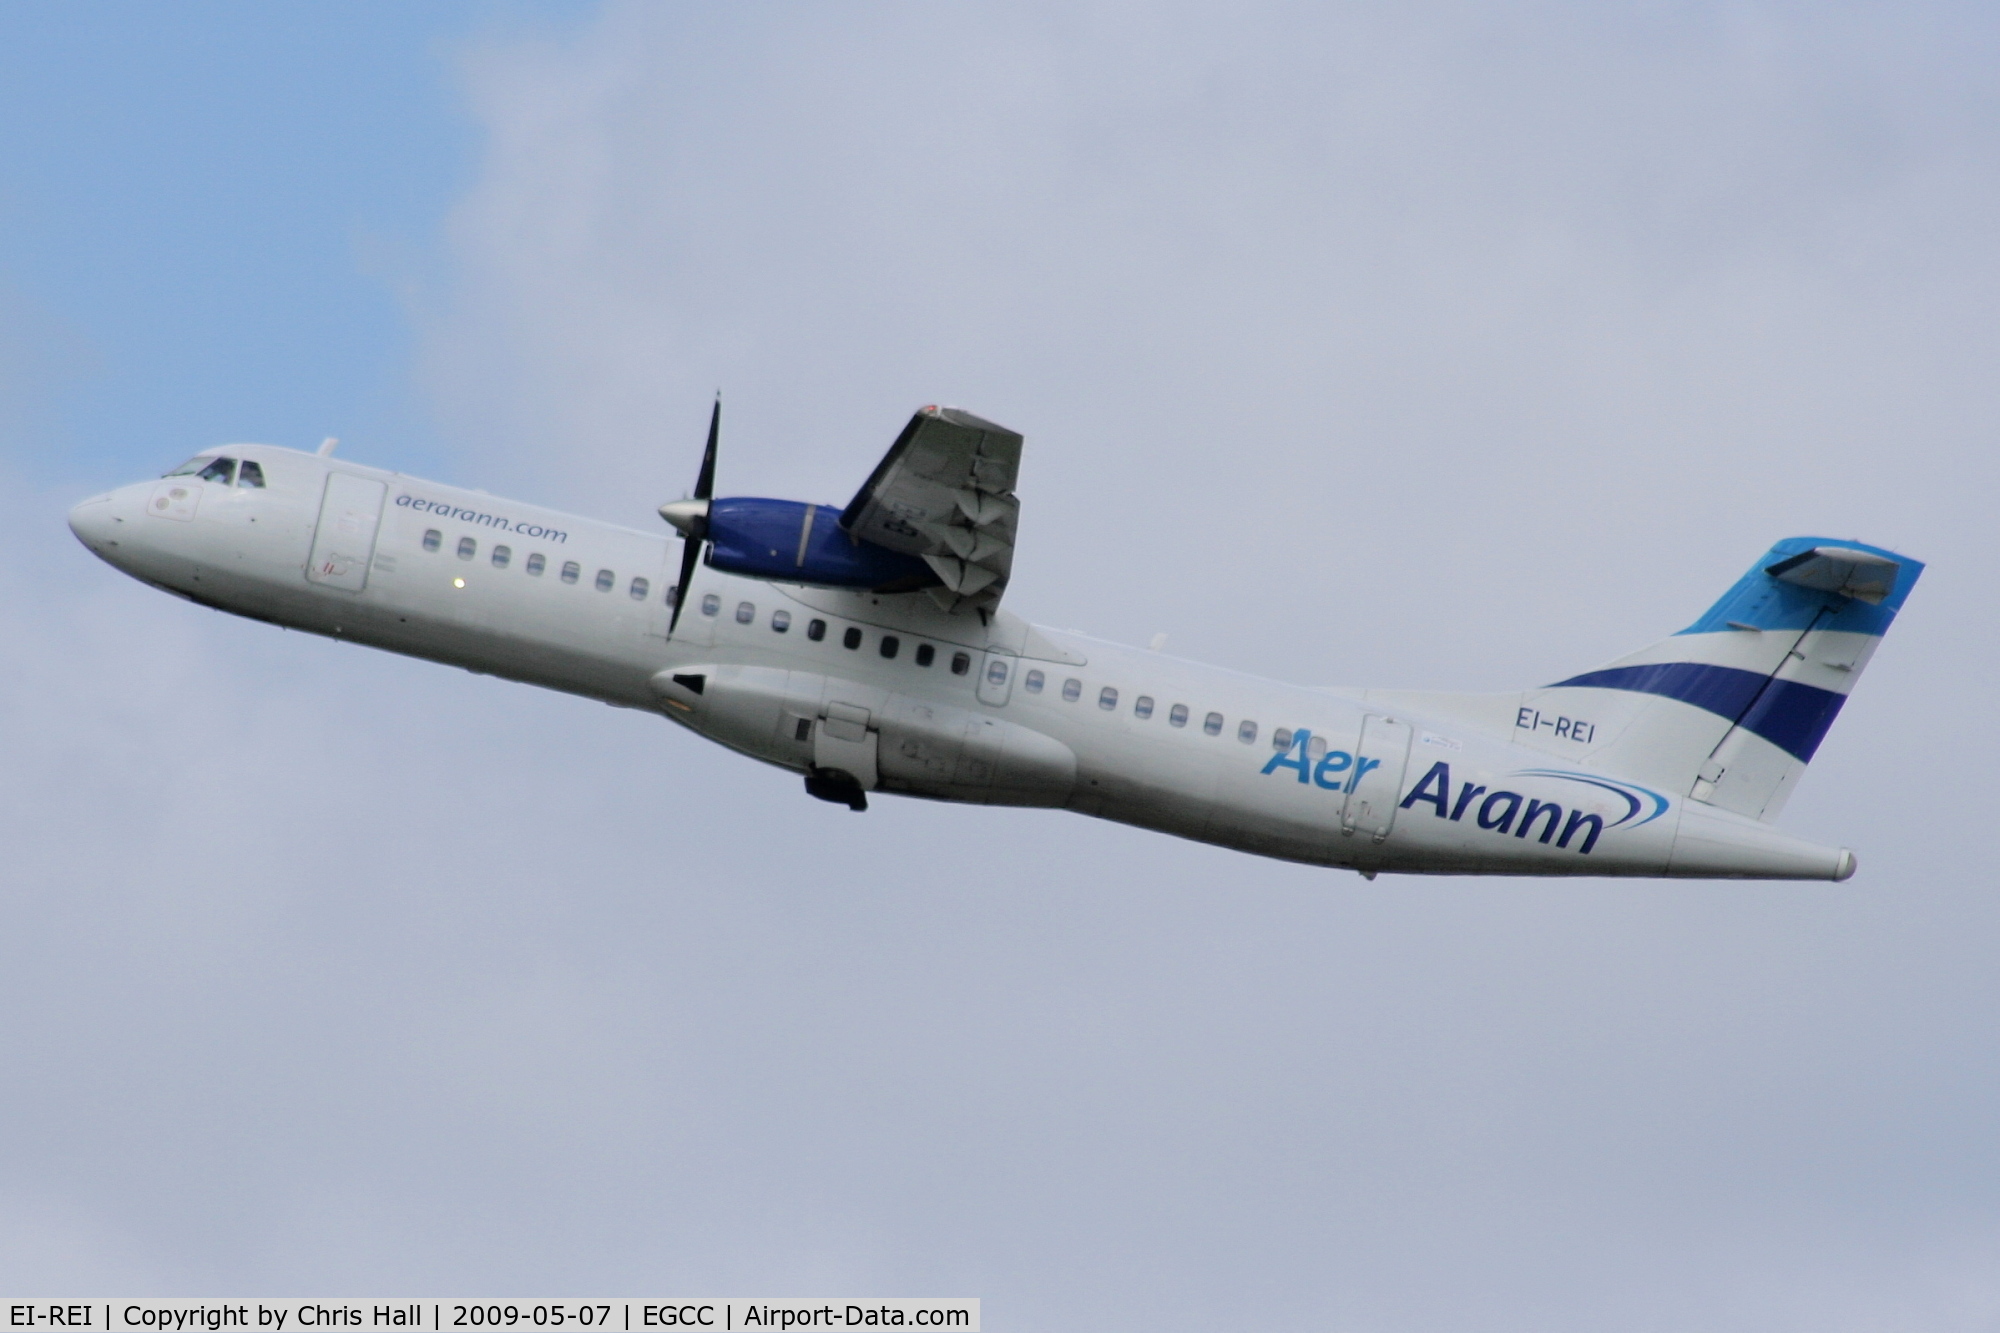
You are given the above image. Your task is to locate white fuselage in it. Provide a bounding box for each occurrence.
[68,444,1855,880]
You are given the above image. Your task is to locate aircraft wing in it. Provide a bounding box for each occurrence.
[840,406,1023,614]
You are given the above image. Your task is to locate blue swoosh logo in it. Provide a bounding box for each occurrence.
[1509,769,1672,828]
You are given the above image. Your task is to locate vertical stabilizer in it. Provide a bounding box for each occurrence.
[1518,537,1922,820]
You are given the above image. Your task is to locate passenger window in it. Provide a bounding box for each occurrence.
[735,601,755,623]
[1098,686,1118,710]
[422,529,442,553]
[458,537,477,560]
[843,627,863,649]
[772,609,791,632]
[665,584,679,607]
[1169,703,1189,728]
[630,577,649,600]
[700,592,720,615]
[197,457,236,485]
[1024,669,1044,693]
[526,553,545,576]
[881,635,900,659]
[1134,695,1154,720]
[1062,678,1082,702]
[987,659,1008,685]
[1307,734,1328,760]
[807,618,826,641]
[562,561,582,584]
[236,460,266,488]
[1273,728,1293,751]
[492,545,512,569]
[915,643,935,667]
[595,569,615,592]
[1204,712,1224,736]
[1238,720,1259,744]
[951,651,971,675]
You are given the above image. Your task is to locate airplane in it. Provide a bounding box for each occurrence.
[66,403,1920,881]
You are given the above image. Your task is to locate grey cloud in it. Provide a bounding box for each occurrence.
[7,3,1999,1328]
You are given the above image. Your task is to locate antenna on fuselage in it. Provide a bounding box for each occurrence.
[660,394,720,636]
[317,437,340,456]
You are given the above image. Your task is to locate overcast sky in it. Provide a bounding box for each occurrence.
[3,3,1998,1328]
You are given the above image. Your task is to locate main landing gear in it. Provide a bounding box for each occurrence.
[805,766,868,811]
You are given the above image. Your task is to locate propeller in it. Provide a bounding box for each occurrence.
[661,395,720,635]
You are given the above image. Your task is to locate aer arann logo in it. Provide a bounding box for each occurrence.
[1397,762,1669,855]
[1257,728,1380,792]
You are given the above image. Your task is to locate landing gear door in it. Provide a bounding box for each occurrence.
[1341,715,1413,842]
[306,473,388,592]
[976,651,1016,706]
[814,701,879,789]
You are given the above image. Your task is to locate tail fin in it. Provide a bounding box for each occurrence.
[1515,537,1922,820]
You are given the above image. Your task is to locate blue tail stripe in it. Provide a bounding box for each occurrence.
[1549,664,1847,763]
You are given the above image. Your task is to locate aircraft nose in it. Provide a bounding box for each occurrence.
[68,492,123,551]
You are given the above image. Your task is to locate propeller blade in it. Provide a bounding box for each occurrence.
[695,395,719,501]
[667,394,721,638]
[668,531,702,635]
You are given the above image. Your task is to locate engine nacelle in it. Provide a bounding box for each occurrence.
[706,497,938,591]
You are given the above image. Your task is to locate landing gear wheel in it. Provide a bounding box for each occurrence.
[805,766,868,811]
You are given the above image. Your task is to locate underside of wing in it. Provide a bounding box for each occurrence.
[841,406,1023,615]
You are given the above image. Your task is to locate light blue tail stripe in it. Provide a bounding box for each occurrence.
[1679,536,1923,636]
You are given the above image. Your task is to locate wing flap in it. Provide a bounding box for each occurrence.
[842,406,1023,613]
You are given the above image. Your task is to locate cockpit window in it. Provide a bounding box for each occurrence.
[164,454,218,477]
[236,460,266,488]
[196,458,237,486]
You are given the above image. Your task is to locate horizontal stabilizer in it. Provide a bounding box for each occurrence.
[1766,546,1899,604]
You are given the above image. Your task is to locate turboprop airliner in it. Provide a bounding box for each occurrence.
[68,404,1920,880]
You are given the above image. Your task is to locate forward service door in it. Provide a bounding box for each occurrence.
[306,473,388,592]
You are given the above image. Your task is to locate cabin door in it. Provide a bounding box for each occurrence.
[1340,714,1413,843]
